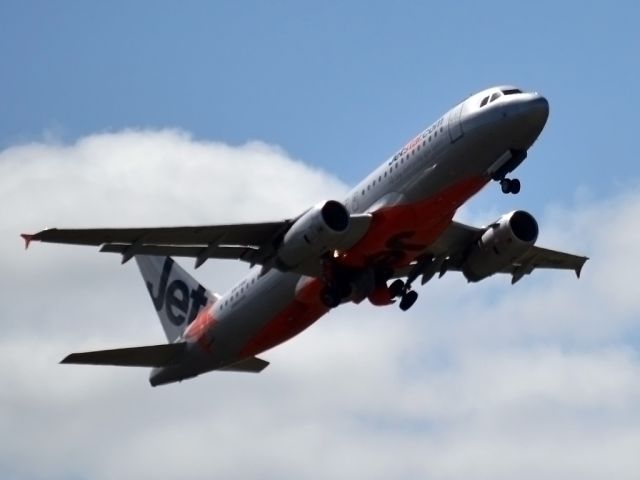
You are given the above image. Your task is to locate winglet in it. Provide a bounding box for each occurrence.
[575,257,589,279]
[20,233,34,250]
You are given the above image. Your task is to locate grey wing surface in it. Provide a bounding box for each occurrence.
[393,220,587,283]
[22,221,292,268]
[500,245,588,284]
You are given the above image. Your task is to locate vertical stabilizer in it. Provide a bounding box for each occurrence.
[134,256,215,342]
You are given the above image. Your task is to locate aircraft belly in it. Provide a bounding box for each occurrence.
[344,174,487,267]
[211,271,320,360]
[149,341,218,386]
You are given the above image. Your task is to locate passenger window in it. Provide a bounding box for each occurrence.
[480,96,489,107]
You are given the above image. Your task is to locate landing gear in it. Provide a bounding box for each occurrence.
[388,279,405,298]
[491,149,525,195]
[387,278,419,311]
[500,178,520,194]
[320,286,341,308]
[320,261,423,311]
[399,290,418,311]
[491,149,526,194]
[319,280,352,309]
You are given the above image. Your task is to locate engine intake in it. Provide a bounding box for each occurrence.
[462,210,538,282]
[509,210,538,243]
[320,200,349,232]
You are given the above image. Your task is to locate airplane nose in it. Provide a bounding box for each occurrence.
[527,95,549,127]
[532,95,549,116]
[493,93,550,151]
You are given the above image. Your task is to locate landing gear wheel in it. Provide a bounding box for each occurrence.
[320,287,341,309]
[500,178,520,194]
[388,279,405,298]
[399,290,418,311]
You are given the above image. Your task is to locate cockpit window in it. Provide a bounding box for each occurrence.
[490,92,501,102]
[502,88,522,95]
[480,96,489,107]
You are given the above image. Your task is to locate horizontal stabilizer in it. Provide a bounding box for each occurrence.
[218,357,269,373]
[61,342,186,367]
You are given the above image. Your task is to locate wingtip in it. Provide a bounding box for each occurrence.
[20,233,34,250]
[60,353,88,364]
[575,257,589,279]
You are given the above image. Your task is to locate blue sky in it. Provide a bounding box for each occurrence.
[2,2,640,479]
[2,1,638,203]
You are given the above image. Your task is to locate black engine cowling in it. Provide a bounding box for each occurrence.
[462,210,538,282]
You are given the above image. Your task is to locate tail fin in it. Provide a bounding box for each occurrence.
[134,255,216,342]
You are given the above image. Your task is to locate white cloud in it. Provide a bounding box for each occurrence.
[1,130,639,479]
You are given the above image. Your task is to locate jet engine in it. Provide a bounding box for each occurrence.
[276,200,350,270]
[462,210,538,282]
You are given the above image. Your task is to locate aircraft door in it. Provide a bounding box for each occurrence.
[448,102,464,143]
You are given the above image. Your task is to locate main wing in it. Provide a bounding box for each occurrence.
[22,220,293,269]
[396,220,587,284]
[498,245,588,284]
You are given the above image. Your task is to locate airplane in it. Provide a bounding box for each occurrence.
[22,85,588,386]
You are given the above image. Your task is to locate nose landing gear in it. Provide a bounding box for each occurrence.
[500,178,521,194]
[489,149,526,195]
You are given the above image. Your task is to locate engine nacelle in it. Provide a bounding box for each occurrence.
[462,210,538,282]
[277,200,350,270]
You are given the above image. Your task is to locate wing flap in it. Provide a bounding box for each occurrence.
[100,244,260,262]
[61,342,186,367]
